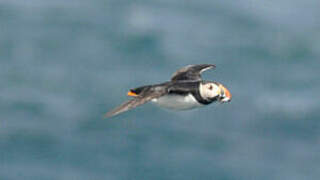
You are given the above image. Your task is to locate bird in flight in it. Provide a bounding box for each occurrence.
[105,64,231,118]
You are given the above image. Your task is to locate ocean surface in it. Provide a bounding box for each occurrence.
[1,0,320,179]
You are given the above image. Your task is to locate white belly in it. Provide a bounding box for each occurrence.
[151,94,203,110]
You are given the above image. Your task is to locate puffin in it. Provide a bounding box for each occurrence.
[105,64,231,118]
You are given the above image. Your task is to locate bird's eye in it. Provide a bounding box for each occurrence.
[208,85,213,90]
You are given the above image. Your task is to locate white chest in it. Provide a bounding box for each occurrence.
[151,94,203,110]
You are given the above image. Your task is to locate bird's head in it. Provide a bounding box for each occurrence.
[200,82,232,103]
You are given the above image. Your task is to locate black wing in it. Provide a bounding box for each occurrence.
[171,64,215,81]
[105,86,167,118]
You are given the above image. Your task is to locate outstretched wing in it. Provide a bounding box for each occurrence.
[171,64,216,81]
[104,88,166,118]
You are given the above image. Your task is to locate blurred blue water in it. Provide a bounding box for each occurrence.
[0,0,320,179]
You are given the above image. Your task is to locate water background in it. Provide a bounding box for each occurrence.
[1,0,320,179]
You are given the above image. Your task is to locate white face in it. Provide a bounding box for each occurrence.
[199,83,220,100]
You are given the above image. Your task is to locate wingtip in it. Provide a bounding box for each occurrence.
[103,106,126,119]
[103,113,112,119]
[103,111,117,118]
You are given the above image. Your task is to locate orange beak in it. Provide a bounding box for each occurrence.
[220,85,232,102]
[223,86,232,100]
